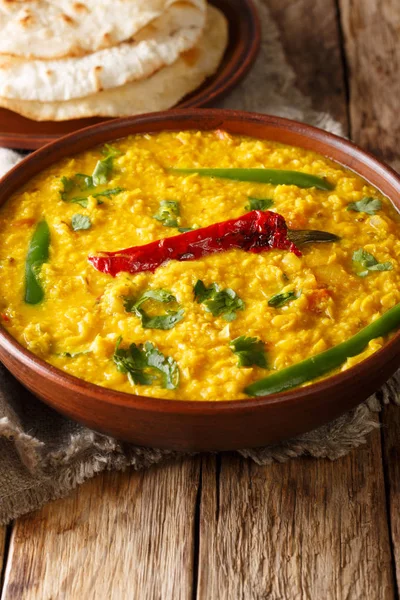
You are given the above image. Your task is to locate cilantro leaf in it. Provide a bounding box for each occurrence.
[268,290,299,308]
[113,337,153,385]
[352,248,393,277]
[59,175,96,206]
[92,155,114,186]
[144,342,180,390]
[59,172,123,207]
[102,143,122,158]
[230,336,268,368]
[135,289,176,305]
[123,288,184,330]
[71,214,91,231]
[245,197,274,211]
[194,279,245,321]
[153,200,180,227]
[60,175,74,196]
[60,174,93,201]
[74,173,94,189]
[113,337,179,389]
[68,197,89,208]
[92,187,125,199]
[193,280,219,303]
[178,224,200,233]
[91,144,122,186]
[140,310,185,330]
[205,289,244,322]
[347,197,382,215]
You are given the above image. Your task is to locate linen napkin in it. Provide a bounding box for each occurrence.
[0,0,399,523]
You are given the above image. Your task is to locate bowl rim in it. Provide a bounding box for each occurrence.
[1,107,400,416]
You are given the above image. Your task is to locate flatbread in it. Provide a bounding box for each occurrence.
[0,1,206,102]
[0,0,205,59]
[0,6,228,121]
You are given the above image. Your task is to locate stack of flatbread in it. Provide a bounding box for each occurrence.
[0,0,228,121]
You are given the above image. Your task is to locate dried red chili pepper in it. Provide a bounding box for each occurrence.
[88,210,338,277]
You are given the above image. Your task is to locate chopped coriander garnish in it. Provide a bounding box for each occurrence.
[59,175,124,206]
[123,288,184,330]
[145,342,180,390]
[193,280,218,303]
[102,143,122,158]
[60,144,122,205]
[245,197,274,211]
[140,311,184,330]
[230,336,268,368]
[352,248,393,277]
[92,144,120,186]
[130,289,176,305]
[113,337,179,389]
[59,175,92,206]
[59,175,75,197]
[177,224,200,233]
[92,187,125,199]
[153,200,180,227]
[113,337,152,385]
[68,198,90,208]
[194,279,245,322]
[74,173,94,189]
[92,155,113,186]
[71,214,91,231]
[268,290,299,308]
[347,197,382,215]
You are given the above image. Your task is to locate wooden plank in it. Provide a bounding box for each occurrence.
[266,0,349,128]
[382,405,400,588]
[339,0,400,592]
[198,436,395,600]
[2,458,201,600]
[0,526,8,590]
[338,0,400,171]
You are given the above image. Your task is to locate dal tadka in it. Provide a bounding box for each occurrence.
[1,130,400,400]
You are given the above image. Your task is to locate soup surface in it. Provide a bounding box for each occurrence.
[1,131,400,400]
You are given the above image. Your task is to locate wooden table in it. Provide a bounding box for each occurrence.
[1,0,399,598]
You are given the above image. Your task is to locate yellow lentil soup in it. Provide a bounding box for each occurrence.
[1,130,400,400]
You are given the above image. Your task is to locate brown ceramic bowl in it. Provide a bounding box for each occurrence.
[1,109,400,451]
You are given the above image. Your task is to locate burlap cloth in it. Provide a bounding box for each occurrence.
[0,0,399,524]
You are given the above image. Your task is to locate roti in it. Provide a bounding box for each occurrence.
[0,0,205,59]
[0,6,228,121]
[0,1,206,102]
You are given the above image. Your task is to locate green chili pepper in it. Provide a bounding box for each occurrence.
[245,302,400,396]
[168,168,334,191]
[24,220,50,304]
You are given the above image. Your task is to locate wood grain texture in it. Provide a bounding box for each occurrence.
[0,526,7,586]
[339,0,400,170]
[382,406,400,590]
[198,436,395,600]
[339,0,400,593]
[266,0,348,127]
[2,459,201,600]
